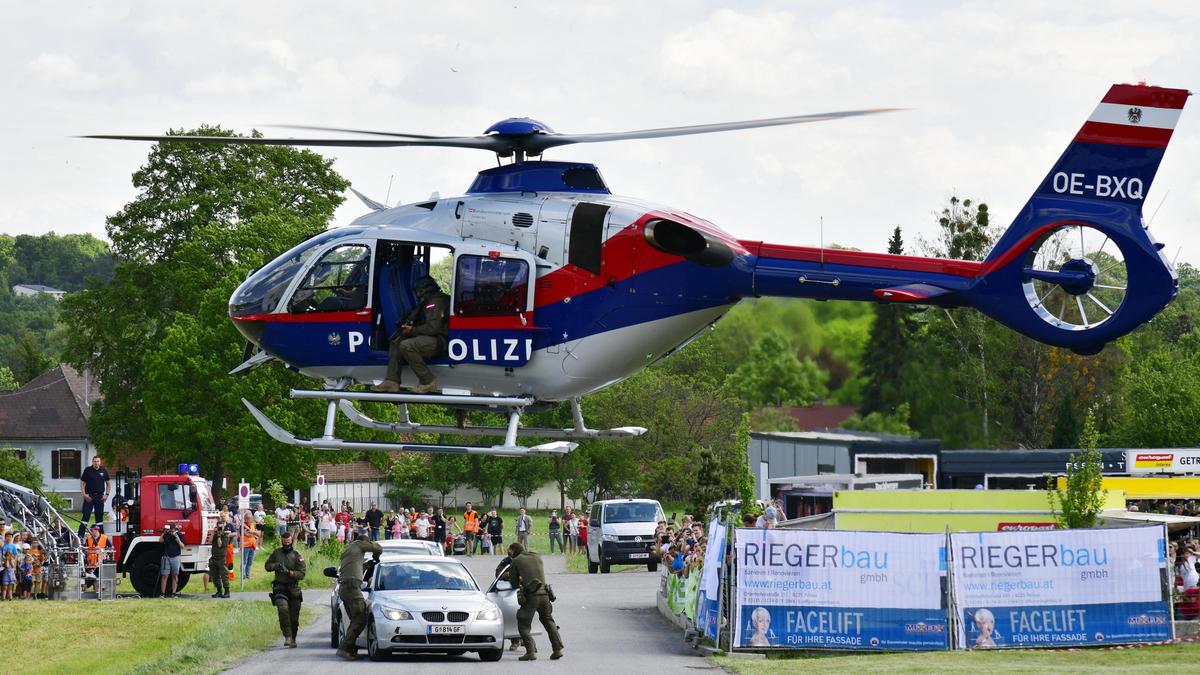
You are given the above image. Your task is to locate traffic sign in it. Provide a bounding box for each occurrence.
[237,481,251,511]
[316,474,325,487]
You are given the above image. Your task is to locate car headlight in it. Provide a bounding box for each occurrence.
[477,607,501,621]
[602,534,619,542]
[381,606,412,621]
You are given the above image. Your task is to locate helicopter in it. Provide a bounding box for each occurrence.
[87,81,1190,457]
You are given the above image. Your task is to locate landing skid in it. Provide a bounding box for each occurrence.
[243,389,646,458]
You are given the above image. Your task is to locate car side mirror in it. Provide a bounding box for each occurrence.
[494,579,513,592]
[323,566,337,579]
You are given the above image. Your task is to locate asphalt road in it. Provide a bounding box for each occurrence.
[223,554,718,674]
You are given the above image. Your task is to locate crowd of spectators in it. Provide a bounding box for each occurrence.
[655,514,707,579]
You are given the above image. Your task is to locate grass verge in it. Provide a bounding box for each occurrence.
[0,599,311,675]
[711,642,1200,673]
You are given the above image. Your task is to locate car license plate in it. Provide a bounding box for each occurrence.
[428,625,465,635]
[630,553,649,559]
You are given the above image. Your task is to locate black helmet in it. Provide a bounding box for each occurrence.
[414,276,440,295]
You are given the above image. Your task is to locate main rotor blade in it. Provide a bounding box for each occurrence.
[79,133,505,151]
[266,124,444,139]
[523,108,902,153]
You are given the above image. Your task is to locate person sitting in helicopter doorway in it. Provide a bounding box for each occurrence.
[373,276,449,394]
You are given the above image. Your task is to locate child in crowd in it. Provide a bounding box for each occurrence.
[1,552,15,600]
[18,556,32,599]
[391,517,404,540]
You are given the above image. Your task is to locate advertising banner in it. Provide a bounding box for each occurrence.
[733,529,947,650]
[695,516,726,641]
[1125,449,1200,474]
[950,525,1171,649]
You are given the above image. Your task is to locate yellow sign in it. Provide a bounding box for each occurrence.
[1056,476,1200,500]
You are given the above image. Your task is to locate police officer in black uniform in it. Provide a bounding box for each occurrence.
[336,533,383,660]
[264,532,306,647]
[78,456,111,533]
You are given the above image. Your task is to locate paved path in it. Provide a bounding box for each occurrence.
[223,555,718,674]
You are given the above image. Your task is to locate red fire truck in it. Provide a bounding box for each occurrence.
[109,467,219,596]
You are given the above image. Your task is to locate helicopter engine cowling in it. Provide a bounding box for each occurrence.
[643,218,734,268]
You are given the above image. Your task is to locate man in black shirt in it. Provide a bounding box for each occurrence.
[433,508,447,549]
[79,456,111,532]
[364,502,384,541]
[159,524,184,597]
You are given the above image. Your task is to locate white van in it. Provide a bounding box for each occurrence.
[585,498,664,574]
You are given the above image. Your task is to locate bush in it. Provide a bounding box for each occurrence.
[317,536,345,560]
[262,515,278,542]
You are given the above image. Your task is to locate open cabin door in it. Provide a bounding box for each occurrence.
[448,249,540,367]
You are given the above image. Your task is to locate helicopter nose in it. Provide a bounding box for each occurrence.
[231,316,265,346]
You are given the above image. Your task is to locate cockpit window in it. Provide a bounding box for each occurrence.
[289,244,371,314]
[229,228,365,317]
[453,255,529,317]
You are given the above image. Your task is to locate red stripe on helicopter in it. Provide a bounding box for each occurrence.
[743,220,1066,281]
[1100,85,1188,109]
[1073,121,1172,149]
[740,242,984,278]
[233,310,372,323]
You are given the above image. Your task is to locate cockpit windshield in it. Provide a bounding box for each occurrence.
[229,228,365,317]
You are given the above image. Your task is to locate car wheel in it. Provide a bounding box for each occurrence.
[367,619,386,661]
[175,572,191,592]
[330,610,340,649]
[587,557,598,574]
[480,648,503,662]
[647,561,658,572]
[600,561,611,573]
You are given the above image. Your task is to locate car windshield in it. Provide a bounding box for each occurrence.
[604,502,661,523]
[376,561,476,592]
[229,228,365,317]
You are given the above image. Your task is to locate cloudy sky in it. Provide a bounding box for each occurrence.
[2,1,1198,261]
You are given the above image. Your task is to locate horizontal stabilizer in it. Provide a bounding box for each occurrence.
[872,283,953,303]
[349,186,389,211]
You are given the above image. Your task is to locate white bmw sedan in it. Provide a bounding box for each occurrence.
[334,554,512,661]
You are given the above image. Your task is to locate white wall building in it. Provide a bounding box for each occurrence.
[0,365,105,511]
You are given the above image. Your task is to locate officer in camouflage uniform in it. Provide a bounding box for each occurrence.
[264,531,306,647]
[505,542,564,661]
[373,276,449,394]
[209,520,231,599]
[336,533,383,661]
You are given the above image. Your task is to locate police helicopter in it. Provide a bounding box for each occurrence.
[87,81,1190,457]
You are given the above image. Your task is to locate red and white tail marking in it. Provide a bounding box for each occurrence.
[1074,83,1190,148]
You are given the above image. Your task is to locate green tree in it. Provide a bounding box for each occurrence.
[0,366,17,391]
[724,331,826,407]
[0,447,44,489]
[860,227,913,415]
[508,457,554,508]
[470,456,510,508]
[841,403,916,436]
[12,334,53,384]
[426,454,470,507]
[1047,406,1107,529]
[61,127,349,478]
[386,455,428,509]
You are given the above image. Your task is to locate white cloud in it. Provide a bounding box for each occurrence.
[27,53,102,92]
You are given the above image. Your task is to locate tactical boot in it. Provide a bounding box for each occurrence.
[336,649,360,661]
[519,651,537,661]
[286,636,297,648]
[550,647,564,660]
[411,381,440,394]
[371,380,402,393]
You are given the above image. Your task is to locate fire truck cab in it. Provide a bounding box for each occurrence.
[109,468,218,596]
